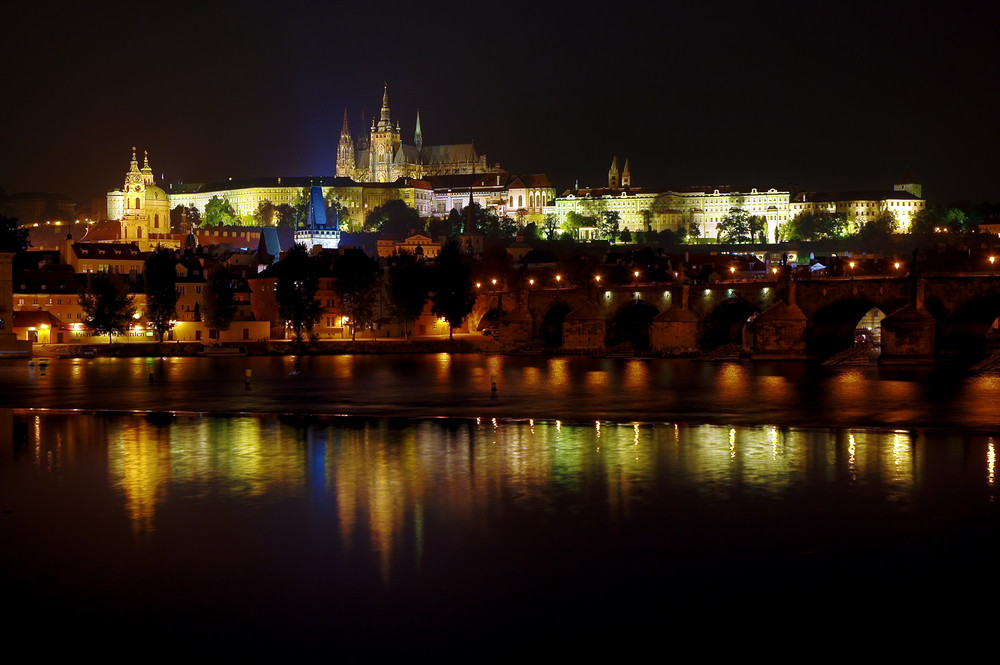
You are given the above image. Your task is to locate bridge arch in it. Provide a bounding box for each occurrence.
[701,298,758,350]
[938,292,1000,358]
[540,302,572,348]
[607,301,659,350]
[477,307,507,331]
[809,297,903,356]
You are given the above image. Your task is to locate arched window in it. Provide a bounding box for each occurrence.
[137,227,143,239]
[518,195,523,207]
[154,214,159,228]
[135,197,140,209]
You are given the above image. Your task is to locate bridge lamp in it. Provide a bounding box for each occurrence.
[491,278,497,287]
[595,275,601,283]
[476,282,481,289]
[634,270,640,286]
[894,262,901,270]
[771,267,778,275]
[529,278,535,286]
[555,274,561,284]
[991,256,996,265]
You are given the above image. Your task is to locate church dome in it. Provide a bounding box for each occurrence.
[145,185,167,202]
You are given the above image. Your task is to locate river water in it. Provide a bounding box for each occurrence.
[1,355,998,656]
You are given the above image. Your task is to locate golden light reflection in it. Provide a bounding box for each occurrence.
[848,432,857,481]
[12,412,961,582]
[624,360,649,390]
[988,437,996,487]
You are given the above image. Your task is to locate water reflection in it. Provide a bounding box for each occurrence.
[6,409,998,587]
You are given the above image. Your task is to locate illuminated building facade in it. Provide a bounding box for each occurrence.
[163,177,434,229]
[554,157,790,240]
[336,84,502,183]
[790,180,926,232]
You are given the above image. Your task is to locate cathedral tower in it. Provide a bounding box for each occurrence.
[336,108,354,177]
[608,156,620,189]
[369,82,402,182]
[622,158,631,188]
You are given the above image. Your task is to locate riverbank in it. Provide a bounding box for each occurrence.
[31,336,501,358]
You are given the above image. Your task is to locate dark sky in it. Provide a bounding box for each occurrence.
[2,0,998,205]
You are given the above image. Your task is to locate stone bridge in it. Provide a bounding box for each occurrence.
[470,274,1000,361]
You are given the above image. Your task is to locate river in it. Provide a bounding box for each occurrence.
[0,355,997,656]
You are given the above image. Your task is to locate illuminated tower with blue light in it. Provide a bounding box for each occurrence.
[293,186,340,250]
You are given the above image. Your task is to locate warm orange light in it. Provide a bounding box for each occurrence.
[491,278,497,286]
[634,271,639,278]
[595,275,601,283]
[556,275,561,282]
[849,261,855,269]
[771,267,778,274]
[894,262,901,269]
[476,282,481,288]
[729,266,736,274]
[529,278,535,286]
[991,257,996,265]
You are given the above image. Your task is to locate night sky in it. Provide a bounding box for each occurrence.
[2,0,998,206]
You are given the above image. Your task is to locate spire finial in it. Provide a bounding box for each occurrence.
[380,82,391,124]
[342,107,349,133]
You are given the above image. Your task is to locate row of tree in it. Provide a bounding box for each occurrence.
[79,248,239,343]
[274,242,476,342]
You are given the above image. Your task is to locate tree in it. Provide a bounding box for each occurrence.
[0,215,29,254]
[332,248,381,341]
[325,196,352,231]
[79,273,135,343]
[599,210,621,243]
[365,199,421,235]
[717,208,752,243]
[783,211,849,241]
[748,215,767,244]
[291,188,311,228]
[386,250,431,340]
[202,264,237,341]
[431,240,477,340]
[275,204,297,229]
[620,228,633,244]
[543,214,559,241]
[204,196,238,226]
[253,199,277,227]
[143,248,177,342]
[857,210,898,243]
[275,244,321,341]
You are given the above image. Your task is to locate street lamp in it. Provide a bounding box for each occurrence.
[634,270,640,286]
[849,261,855,280]
[595,275,601,284]
[555,274,562,289]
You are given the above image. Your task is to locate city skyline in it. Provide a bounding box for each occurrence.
[2,1,998,205]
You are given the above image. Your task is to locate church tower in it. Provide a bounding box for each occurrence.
[608,156,620,189]
[369,82,402,182]
[121,147,146,241]
[621,158,631,188]
[336,108,354,178]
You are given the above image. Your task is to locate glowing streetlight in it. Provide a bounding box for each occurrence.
[595,275,601,284]
[529,278,535,287]
[555,274,562,288]
[475,282,481,289]
[491,278,497,289]
[633,270,640,286]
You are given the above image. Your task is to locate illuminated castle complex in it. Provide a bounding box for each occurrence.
[336,83,502,183]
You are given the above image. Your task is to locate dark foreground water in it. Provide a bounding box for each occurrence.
[1,356,999,656]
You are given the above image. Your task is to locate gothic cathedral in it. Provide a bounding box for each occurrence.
[335,83,502,183]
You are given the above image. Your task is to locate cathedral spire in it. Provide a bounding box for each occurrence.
[414,108,423,150]
[129,146,139,173]
[622,158,631,188]
[608,156,620,189]
[341,107,350,135]
[379,81,391,126]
